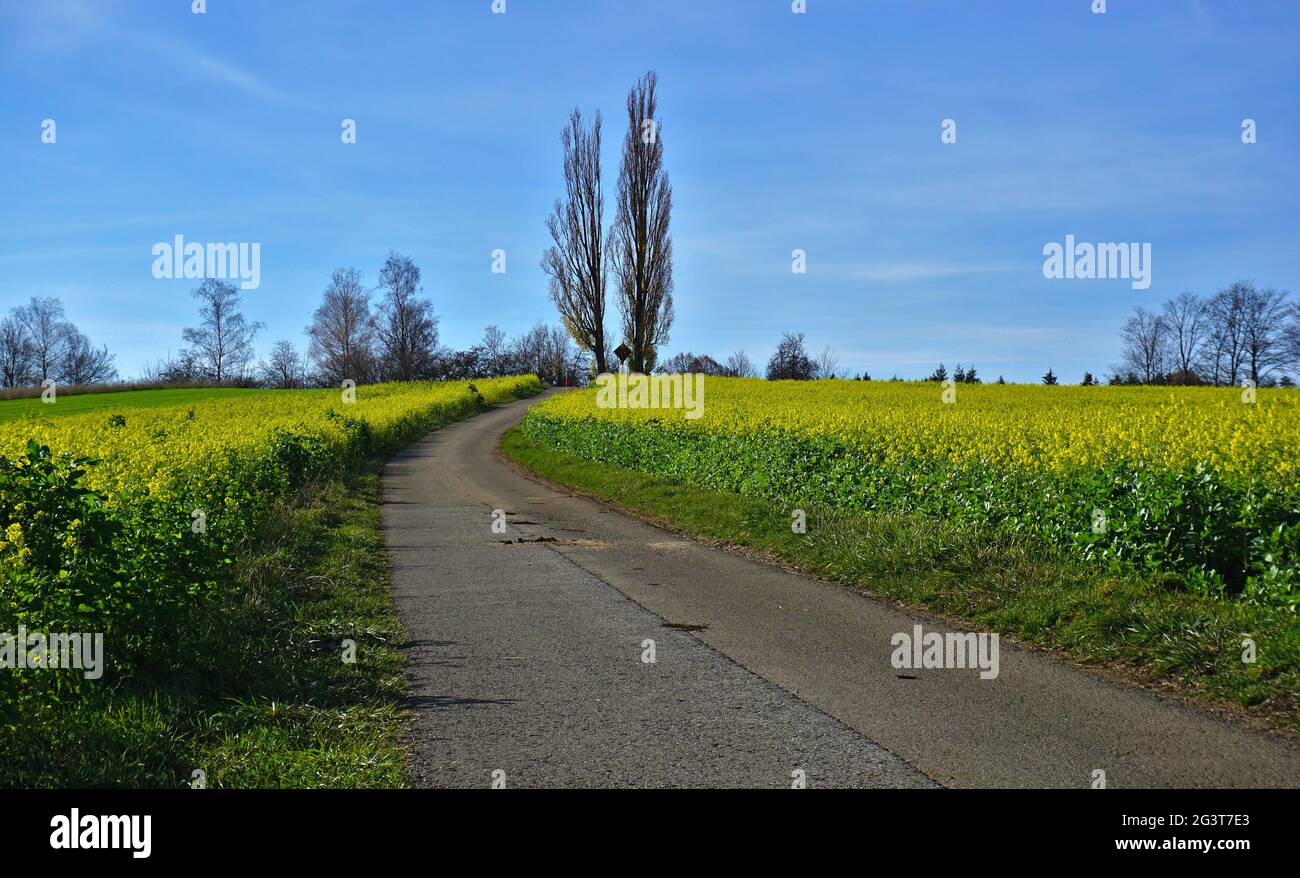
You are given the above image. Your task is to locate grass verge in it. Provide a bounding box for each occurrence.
[0,463,407,787]
[0,386,262,421]
[501,427,1300,735]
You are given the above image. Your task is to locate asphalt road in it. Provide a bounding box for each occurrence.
[384,391,1300,789]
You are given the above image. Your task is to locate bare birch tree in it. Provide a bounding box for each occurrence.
[13,296,69,382]
[307,267,376,385]
[182,279,263,384]
[374,252,439,381]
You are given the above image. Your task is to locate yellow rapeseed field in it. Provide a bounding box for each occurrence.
[0,377,541,503]
[535,378,1299,489]
[524,377,1299,602]
[1,376,542,638]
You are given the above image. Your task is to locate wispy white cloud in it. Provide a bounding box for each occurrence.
[2,1,286,103]
[139,36,286,103]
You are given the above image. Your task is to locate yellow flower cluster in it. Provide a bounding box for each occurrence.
[535,378,1299,488]
[0,377,541,503]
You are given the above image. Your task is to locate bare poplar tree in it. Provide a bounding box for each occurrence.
[307,267,376,385]
[543,108,608,373]
[182,279,263,384]
[611,71,674,373]
[374,252,439,381]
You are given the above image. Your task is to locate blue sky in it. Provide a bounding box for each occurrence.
[1,0,1297,382]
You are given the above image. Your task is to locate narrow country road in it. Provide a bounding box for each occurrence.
[384,391,1300,789]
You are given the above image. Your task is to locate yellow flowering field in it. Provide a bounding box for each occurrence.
[0,376,541,663]
[0,378,540,503]
[538,379,1299,487]
[523,379,1300,605]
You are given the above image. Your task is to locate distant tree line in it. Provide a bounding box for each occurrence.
[1113,281,1298,387]
[141,251,590,389]
[10,273,1296,392]
[648,282,1299,388]
[642,334,844,381]
[0,296,117,388]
